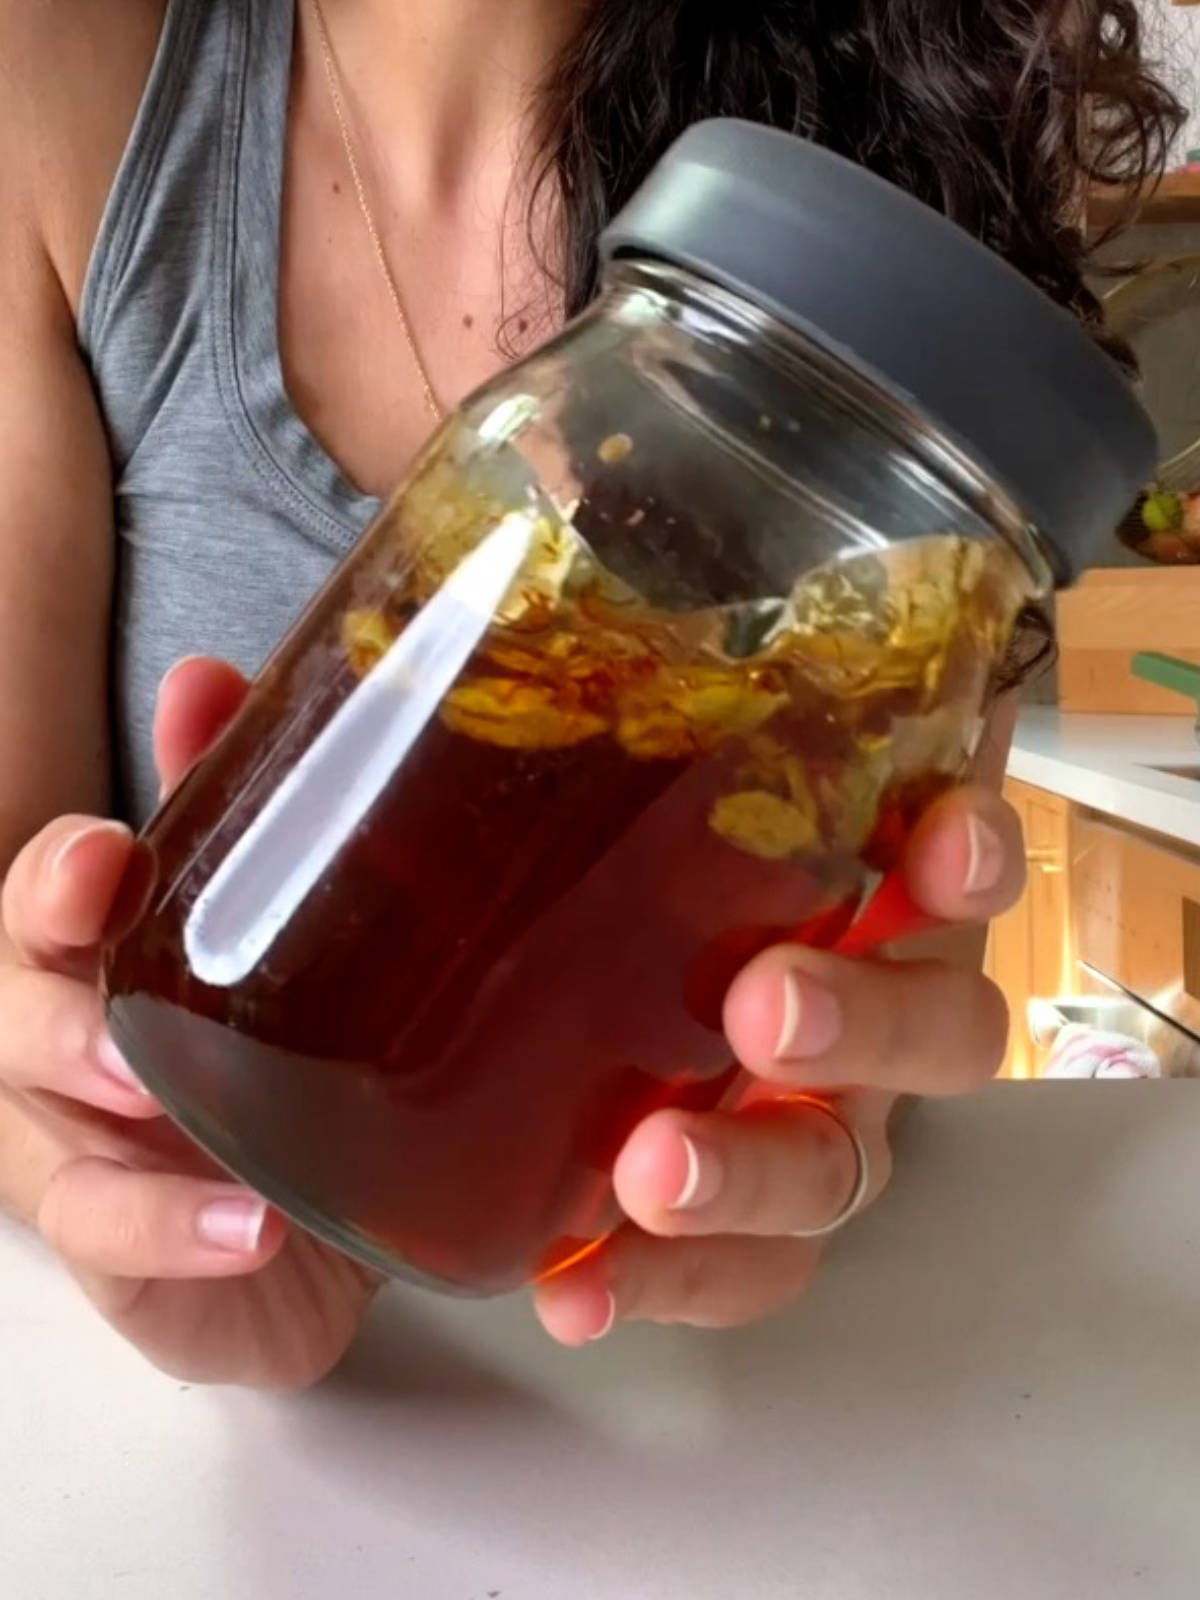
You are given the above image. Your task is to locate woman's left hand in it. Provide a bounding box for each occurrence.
[535,783,1026,1344]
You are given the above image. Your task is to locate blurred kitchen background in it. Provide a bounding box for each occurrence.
[984,0,1200,1079]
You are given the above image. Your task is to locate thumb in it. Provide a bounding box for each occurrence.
[153,657,249,797]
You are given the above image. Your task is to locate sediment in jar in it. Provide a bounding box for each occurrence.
[342,449,1023,872]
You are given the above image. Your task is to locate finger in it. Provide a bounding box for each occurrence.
[903,784,1025,923]
[38,1157,285,1280]
[2,815,135,971]
[723,945,1008,1095]
[612,1095,891,1240]
[153,656,249,796]
[535,1230,821,1344]
[0,966,162,1117]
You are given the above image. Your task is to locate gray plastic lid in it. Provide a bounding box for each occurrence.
[600,120,1157,584]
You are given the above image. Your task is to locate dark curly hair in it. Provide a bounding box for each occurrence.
[532,0,1183,360]
[528,0,1185,685]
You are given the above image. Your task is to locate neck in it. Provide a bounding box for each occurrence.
[307,0,577,203]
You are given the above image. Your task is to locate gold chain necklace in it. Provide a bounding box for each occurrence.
[309,0,444,422]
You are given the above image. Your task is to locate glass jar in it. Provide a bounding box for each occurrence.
[102,122,1154,1295]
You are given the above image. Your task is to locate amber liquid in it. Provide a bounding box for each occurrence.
[105,467,1022,1294]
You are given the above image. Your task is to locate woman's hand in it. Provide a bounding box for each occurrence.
[0,659,379,1387]
[534,783,1025,1345]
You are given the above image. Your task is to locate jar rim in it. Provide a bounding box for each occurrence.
[601,121,1154,586]
[603,258,1055,599]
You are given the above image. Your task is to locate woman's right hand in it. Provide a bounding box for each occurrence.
[0,658,380,1387]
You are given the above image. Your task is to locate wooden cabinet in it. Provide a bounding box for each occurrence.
[984,778,1073,1078]
[985,779,1200,1076]
[1069,811,1200,1049]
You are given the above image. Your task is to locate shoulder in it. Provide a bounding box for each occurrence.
[0,0,167,313]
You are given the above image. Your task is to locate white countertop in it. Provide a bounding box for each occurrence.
[1010,708,1200,846]
[4,1084,1200,1600]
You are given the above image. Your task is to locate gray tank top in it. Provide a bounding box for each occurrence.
[80,0,381,825]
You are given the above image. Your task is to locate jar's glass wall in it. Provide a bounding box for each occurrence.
[104,263,1039,1295]
[457,262,1046,605]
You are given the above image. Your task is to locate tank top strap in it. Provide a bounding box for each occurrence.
[79,0,208,361]
[80,0,379,555]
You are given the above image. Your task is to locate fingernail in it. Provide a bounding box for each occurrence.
[775,971,843,1062]
[155,654,206,710]
[964,814,1005,897]
[196,1195,268,1255]
[93,1031,151,1096]
[670,1134,723,1212]
[49,820,132,883]
[588,1291,617,1343]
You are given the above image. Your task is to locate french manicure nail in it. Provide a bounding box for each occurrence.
[94,1031,151,1096]
[775,971,843,1062]
[964,813,1005,896]
[588,1291,617,1343]
[49,820,132,883]
[196,1195,268,1255]
[670,1134,723,1212]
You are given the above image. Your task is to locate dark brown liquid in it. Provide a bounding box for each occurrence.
[105,512,1020,1294]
